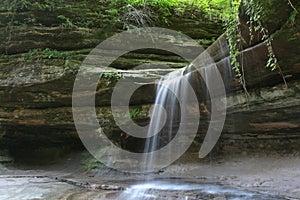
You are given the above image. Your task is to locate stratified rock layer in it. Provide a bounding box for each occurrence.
[0,0,300,162]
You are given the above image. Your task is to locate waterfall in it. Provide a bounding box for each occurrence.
[117,35,229,200]
[117,68,195,199]
[143,68,187,172]
[140,38,231,171]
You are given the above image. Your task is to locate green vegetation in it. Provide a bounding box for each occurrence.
[243,0,279,71]
[2,0,296,91]
[129,107,148,119]
[223,0,243,87]
[130,107,143,119]
[120,0,241,27]
[22,48,69,61]
[130,108,140,119]
[125,0,238,19]
[80,148,110,170]
[0,0,64,12]
[0,54,11,60]
[81,157,104,170]
[224,0,291,92]
[21,48,85,62]
[101,71,123,80]
[57,15,75,28]
[81,153,105,170]
[287,0,299,26]
[0,0,235,28]
[113,0,289,93]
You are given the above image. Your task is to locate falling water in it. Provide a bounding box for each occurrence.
[117,67,194,199]
[118,38,233,200]
[143,67,187,172]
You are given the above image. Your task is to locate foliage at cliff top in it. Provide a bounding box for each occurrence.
[0,0,240,25]
[125,0,240,20]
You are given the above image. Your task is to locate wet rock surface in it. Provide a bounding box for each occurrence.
[0,1,300,199]
[0,176,289,200]
[0,176,81,200]
[0,152,296,200]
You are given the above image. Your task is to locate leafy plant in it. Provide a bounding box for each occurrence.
[224,0,246,91]
[130,107,148,119]
[57,15,76,28]
[23,17,37,25]
[289,10,298,26]
[225,0,289,93]
[82,158,104,170]
[22,48,73,61]
[243,0,286,86]
[130,108,140,119]
[42,48,72,59]
[122,0,236,27]
[101,71,123,80]
[81,148,109,171]
[31,0,64,12]
[81,156,105,170]
[0,54,10,60]
[106,8,119,15]
[0,0,30,12]
[287,0,299,27]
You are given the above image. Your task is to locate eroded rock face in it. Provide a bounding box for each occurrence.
[0,57,175,159]
[0,0,300,162]
[0,0,224,161]
[218,80,300,154]
[190,0,300,155]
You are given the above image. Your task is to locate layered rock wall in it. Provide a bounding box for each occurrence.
[0,0,300,162]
